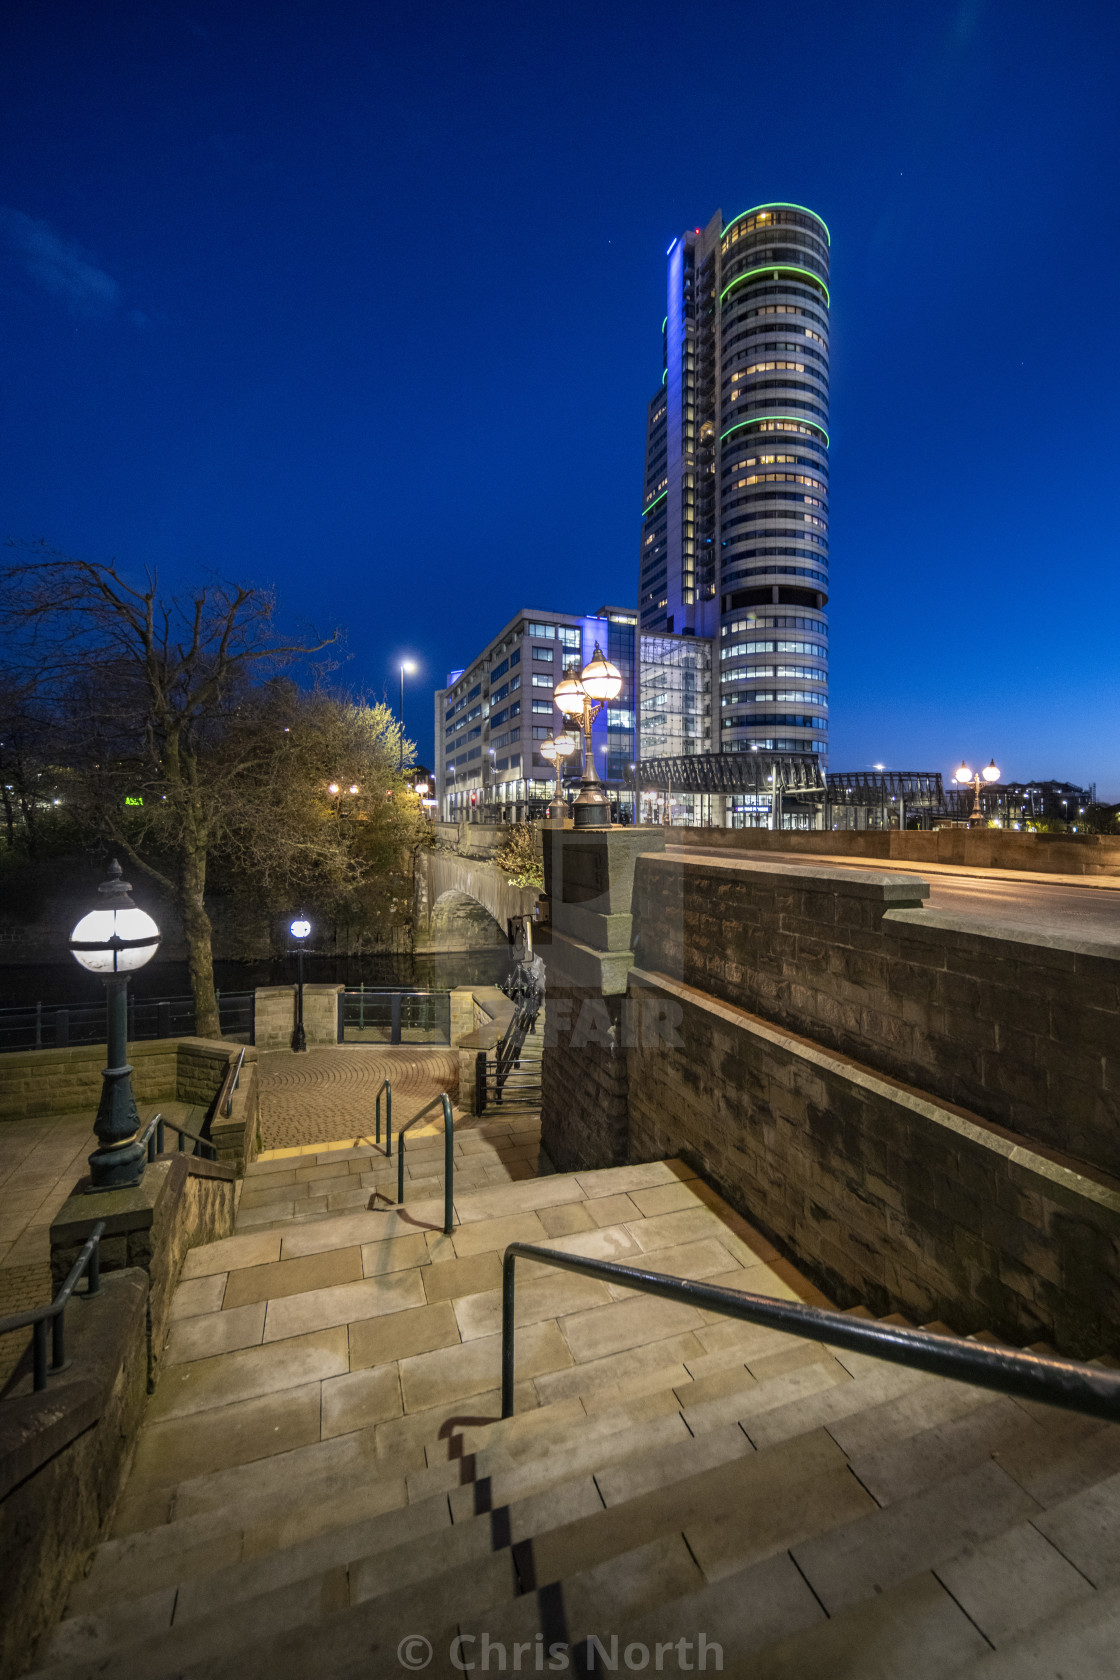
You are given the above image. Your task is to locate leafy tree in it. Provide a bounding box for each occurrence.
[494,823,544,889]
[0,543,397,1035]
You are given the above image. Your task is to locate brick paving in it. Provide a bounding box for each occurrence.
[257,1046,466,1152]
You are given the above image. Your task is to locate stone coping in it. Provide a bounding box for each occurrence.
[640,849,931,904]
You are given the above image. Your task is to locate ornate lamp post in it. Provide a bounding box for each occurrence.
[954,758,1000,828]
[69,860,161,1191]
[539,728,579,821]
[552,644,623,829]
[290,916,311,1051]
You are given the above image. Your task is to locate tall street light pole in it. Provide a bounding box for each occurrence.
[69,860,161,1190]
[399,660,417,771]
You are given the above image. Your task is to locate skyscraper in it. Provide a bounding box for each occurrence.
[638,203,830,761]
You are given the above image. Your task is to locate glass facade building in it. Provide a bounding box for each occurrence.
[434,606,637,821]
[638,203,830,766]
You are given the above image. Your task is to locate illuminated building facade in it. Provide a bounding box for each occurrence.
[638,203,830,763]
[434,607,637,822]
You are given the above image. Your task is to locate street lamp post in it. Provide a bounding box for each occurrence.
[69,860,161,1191]
[398,661,417,771]
[552,644,623,829]
[539,728,579,821]
[953,758,1000,827]
[290,917,311,1051]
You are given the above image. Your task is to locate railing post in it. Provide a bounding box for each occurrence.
[501,1249,517,1417]
[375,1087,381,1146]
[52,1306,65,1372]
[386,1088,392,1158]
[157,1117,165,1154]
[442,1093,454,1236]
[147,1129,156,1163]
[33,1319,47,1392]
[397,1133,405,1205]
[475,1050,486,1115]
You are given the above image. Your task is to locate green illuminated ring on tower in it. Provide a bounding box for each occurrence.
[661,316,668,332]
[723,203,831,245]
[641,490,668,517]
[720,265,830,307]
[720,415,830,448]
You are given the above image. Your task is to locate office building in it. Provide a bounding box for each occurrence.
[638,203,830,765]
[435,607,637,822]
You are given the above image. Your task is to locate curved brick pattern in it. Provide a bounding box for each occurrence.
[258,1048,462,1151]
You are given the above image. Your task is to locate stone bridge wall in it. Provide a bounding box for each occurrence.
[632,853,1120,1180]
[539,831,1120,1361]
[416,849,539,945]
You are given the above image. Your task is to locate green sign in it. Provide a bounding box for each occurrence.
[124,796,144,807]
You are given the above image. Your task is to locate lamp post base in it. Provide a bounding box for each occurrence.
[87,1137,147,1192]
[572,785,612,829]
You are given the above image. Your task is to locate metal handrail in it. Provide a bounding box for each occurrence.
[500,1243,1120,1424]
[217,1045,247,1119]
[0,1221,105,1392]
[375,1079,392,1157]
[479,994,540,1113]
[138,1110,217,1163]
[395,1093,454,1235]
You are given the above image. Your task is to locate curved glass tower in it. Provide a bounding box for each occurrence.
[638,203,830,761]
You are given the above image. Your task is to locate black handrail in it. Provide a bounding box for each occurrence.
[217,1045,247,1119]
[499,1242,1120,1424]
[479,994,540,1113]
[395,1093,454,1235]
[138,1110,217,1163]
[375,1079,392,1157]
[0,1221,105,1392]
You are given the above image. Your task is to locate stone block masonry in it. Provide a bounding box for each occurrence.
[628,970,1120,1359]
[632,853,1120,1180]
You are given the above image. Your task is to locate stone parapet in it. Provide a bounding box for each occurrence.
[671,823,1120,877]
[251,984,342,1051]
[631,851,1120,1180]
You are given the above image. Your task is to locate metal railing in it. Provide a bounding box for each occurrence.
[139,1110,217,1163]
[499,1243,1120,1424]
[375,1080,392,1157]
[0,991,255,1054]
[395,1093,454,1235]
[216,1046,247,1119]
[337,987,451,1046]
[0,1221,105,1392]
[477,995,540,1114]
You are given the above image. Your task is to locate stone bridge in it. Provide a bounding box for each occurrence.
[539,826,1120,1363]
[415,847,540,951]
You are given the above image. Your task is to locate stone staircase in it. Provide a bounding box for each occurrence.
[28,1143,1120,1680]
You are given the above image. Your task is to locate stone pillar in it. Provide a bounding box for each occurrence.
[539,826,666,1171]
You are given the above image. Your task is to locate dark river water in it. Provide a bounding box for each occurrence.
[0,948,514,1008]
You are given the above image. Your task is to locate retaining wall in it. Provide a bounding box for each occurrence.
[632,853,1120,1179]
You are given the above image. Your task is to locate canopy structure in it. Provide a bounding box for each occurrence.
[636,751,826,796]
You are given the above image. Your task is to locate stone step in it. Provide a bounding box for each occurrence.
[52,1348,1031,1663]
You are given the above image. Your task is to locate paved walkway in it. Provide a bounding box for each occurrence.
[257,1046,464,1153]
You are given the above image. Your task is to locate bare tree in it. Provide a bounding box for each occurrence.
[1,542,338,1037]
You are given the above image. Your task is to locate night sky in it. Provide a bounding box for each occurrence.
[3,2,1119,792]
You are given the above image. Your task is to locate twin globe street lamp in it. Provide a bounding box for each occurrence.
[69,860,161,1191]
[954,757,1000,828]
[538,728,579,821]
[552,644,624,829]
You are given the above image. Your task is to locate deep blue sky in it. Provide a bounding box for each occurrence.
[3,1,1119,791]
